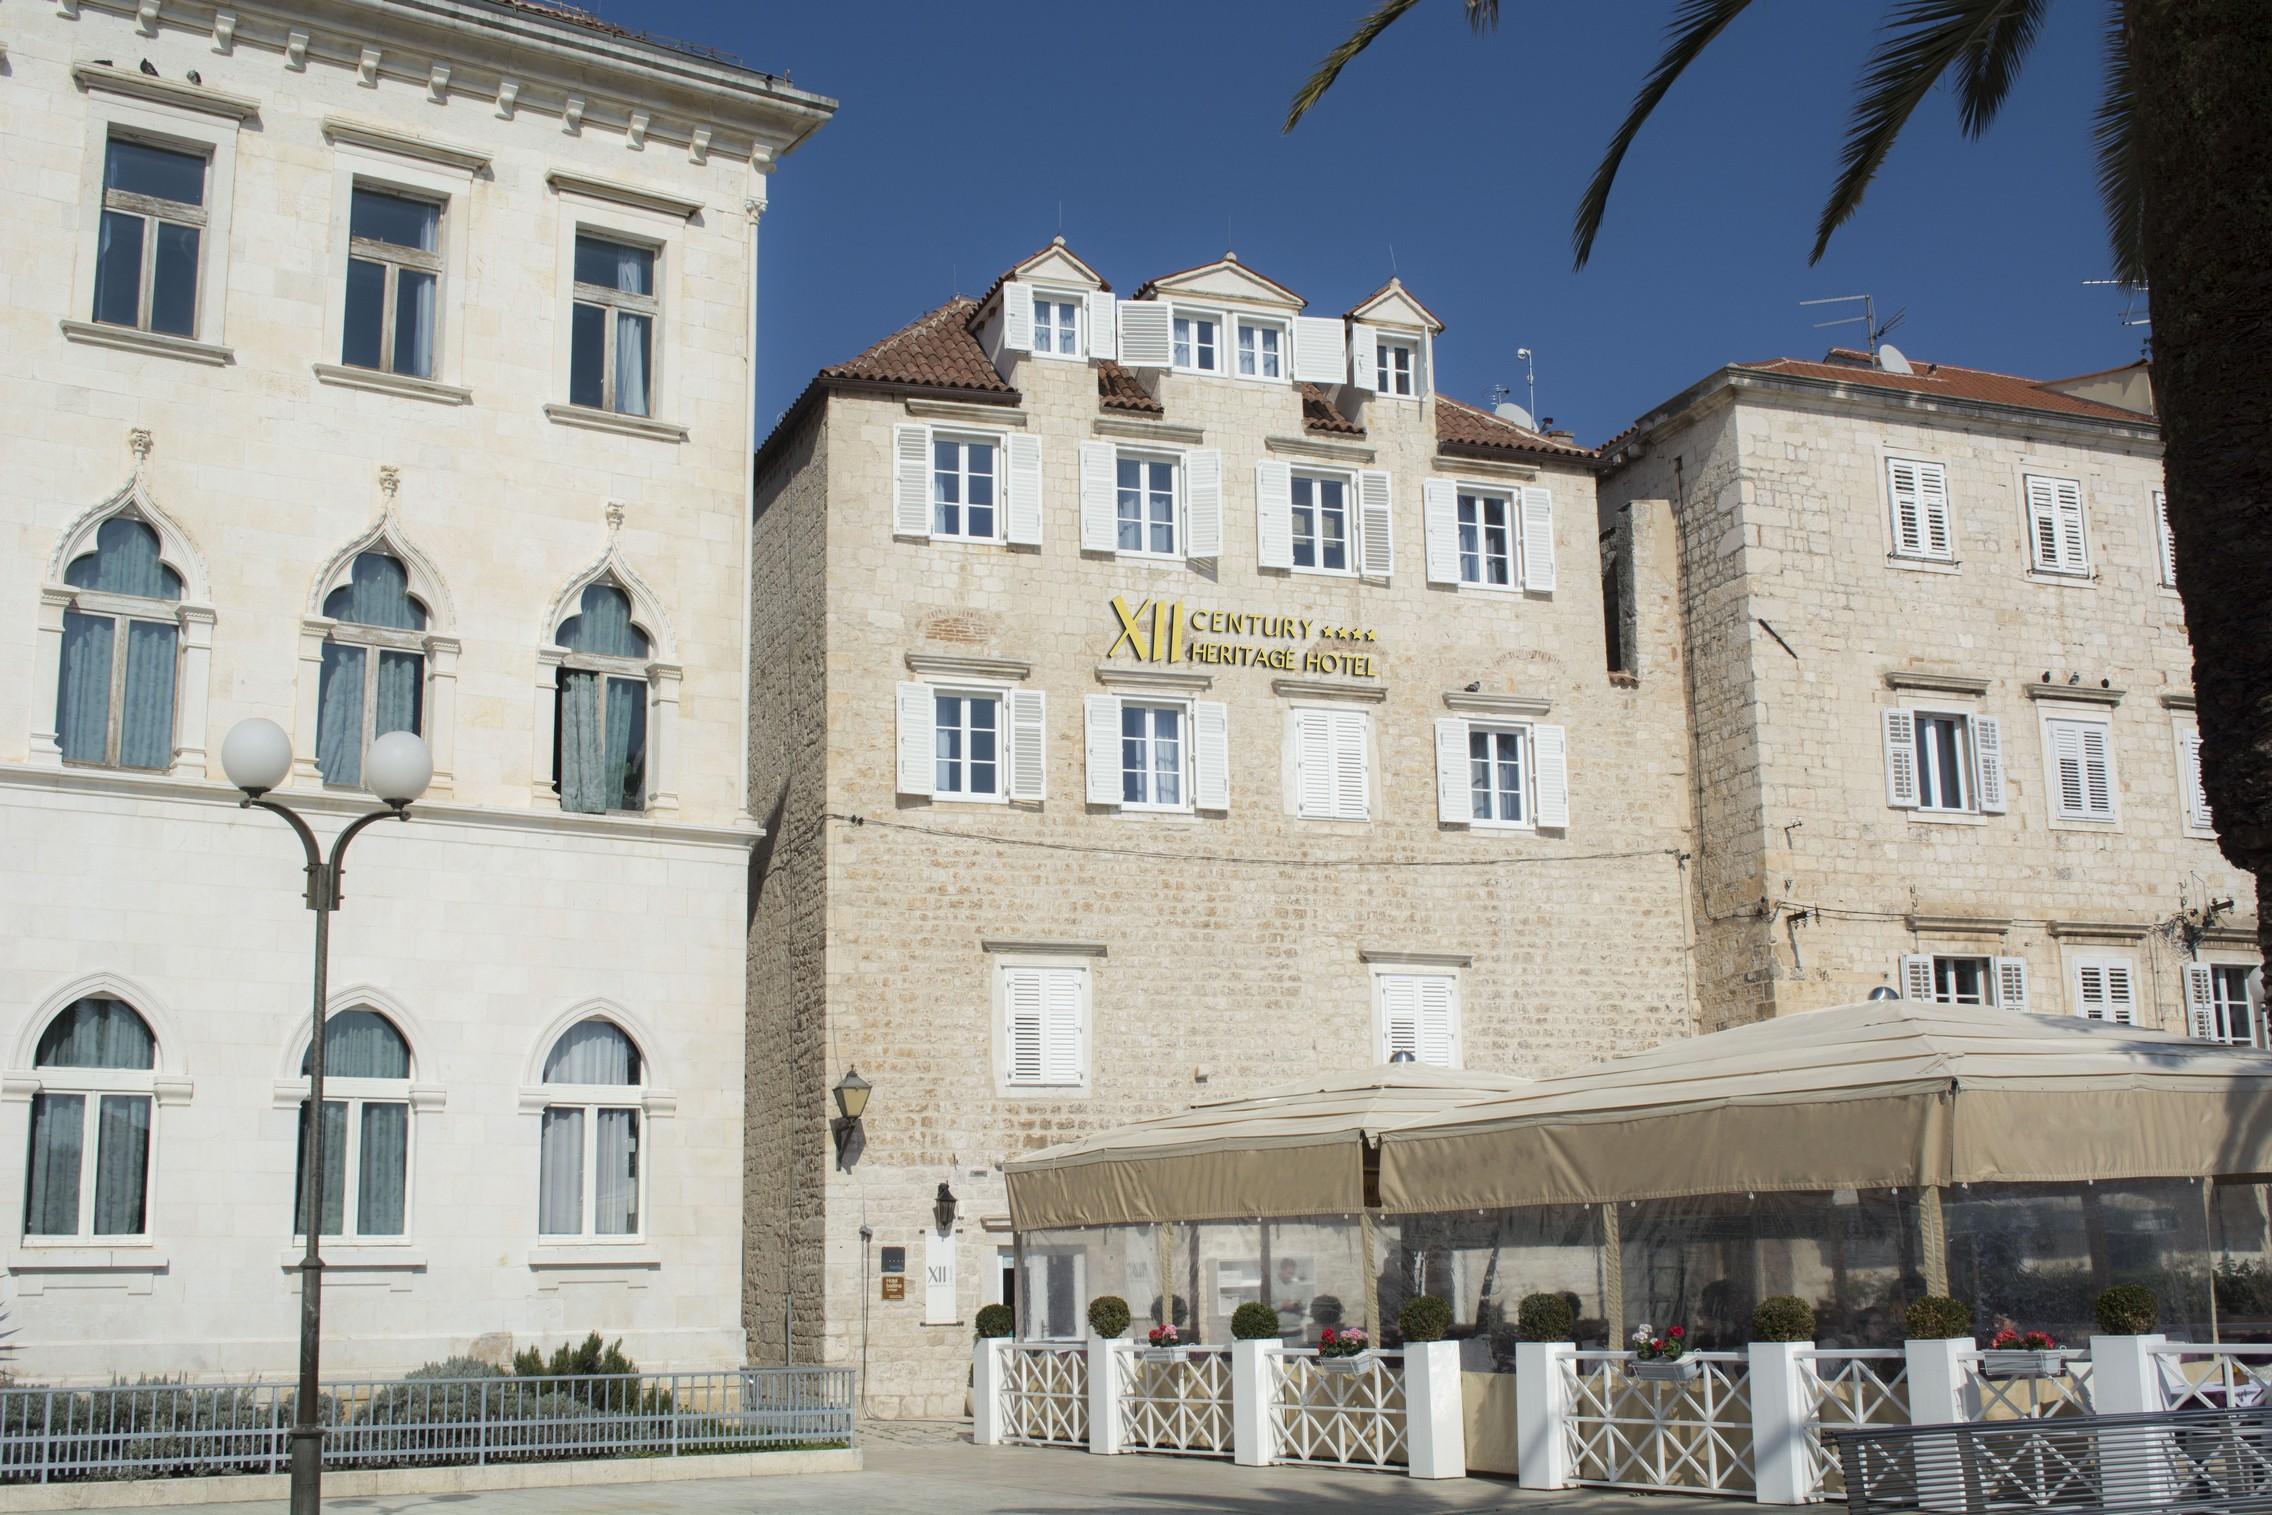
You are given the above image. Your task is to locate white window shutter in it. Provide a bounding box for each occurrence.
[1901,954,1937,1001]
[2181,728,2212,830]
[1043,970,1083,1085]
[1434,717,1471,825]
[1083,694,1121,807]
[2056,480,2088,571]
[1423,477,1459,585]
[1973,715,2006,813]
[1294,711,1330,819]
[1007,688,1046,802]
[1350,323,1377,390]
[1919,463,1952,559]
[1357,469,1394,578]
[1520,485,1557,592]
[1087,290,1117,363]
[895,683,935,796]
[1887,460,1924,556]
[893,423,933,538]
[1005,433,1044,546]
[1416,332,1434,397]
[1292,316,1343,384]
[1533,723,1569,829]
[2080,723,2115,818]
[2026,476,2061,571]
[1379,975,1418,1062]
[1004,968,1044,1084]
[2186,962,2217,1039]
[1330,709,1369,820]
[2155,489,2176,586]
[1194,701,1229,811]
[1185,449,1223,560]
[2103,961,2136,1023]
[1882,708,1919,808]
[1255,460,1294,570]
[1117,301,1172,368]
[1080,442,1118,553]
[1418,976,1456,1066]
[1995,957,2030,1011]
[1003,283,1034,354]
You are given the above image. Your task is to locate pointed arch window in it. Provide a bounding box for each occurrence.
[316,553,429,790]
[26,997,157,1239]
[537,1018,642,1236]
[292,1008,412,1239]
[56,519,183,770]
[552,584,650,814]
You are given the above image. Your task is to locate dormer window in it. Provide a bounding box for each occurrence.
[1031,294,1081,357]
[1172,312,1220,374]
[1236,319,1285,381]
[1377,339,1417,397]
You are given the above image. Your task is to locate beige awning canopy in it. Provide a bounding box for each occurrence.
[1377,1000,2272,1213]
[1005,1064,1529,1230]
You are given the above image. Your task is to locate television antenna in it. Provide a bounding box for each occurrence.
[1800,294,1906,362]
[1493,348,1538,429]
[2083,279,2153,358]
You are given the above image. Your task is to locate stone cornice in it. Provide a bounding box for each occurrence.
[73,60,261,121]
[2025,682,2125,707]
[1265,434,1375,465]
[1433,452,1540,481]
[983,939,1108,958]
[321,116,491,173]
[1905,913,2013,937]
[2158,691,2197,711]
[2047,919,2149,941]
[905,653,1031,683]
[1884,671,1992,697]
[905,398,1028,427]
[1094,417,1206,445]
[1094,666,1213,693]
[1442,691,1552,717]
[1271,678,1386,704]
[546,169,702,221]
[1359,949,1475,968]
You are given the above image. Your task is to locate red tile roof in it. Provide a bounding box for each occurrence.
[817,297,1016,397]
[1734,349,2150,423]
[1300,384,1362,437]
[1435,395,1593,460]
[1097,361,1162,416]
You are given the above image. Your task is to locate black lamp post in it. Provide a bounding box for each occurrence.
[220,717,430,1515]
[933,1182,958,1234]
[831,1067,871,1167]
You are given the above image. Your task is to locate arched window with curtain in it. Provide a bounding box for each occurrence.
[56,518,183,770]
[552,584,649,815]
[537,1018,642,1237]
[26,996,157,1238]
[317,552,428,790]
[294,1009,412,1239]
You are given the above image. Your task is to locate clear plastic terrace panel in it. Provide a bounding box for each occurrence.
[1618,1189,1925,1350]
[1015,1224,1162,1339]
[1941,1179,2213,1346]
[2212,1178,2272,1342]
[1174,1216,1363,1344]
[1376,1205,1606,1367]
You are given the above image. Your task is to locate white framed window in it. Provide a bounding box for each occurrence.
[2187,962,2260,1046]
[2071,956,2137,1023]
[1171,310,1221,374]
[932,433,1001,543]
[1256,463,1391,577]
[24,997,157,1241]
[1082,443,1219,562]
[568,232,658,417]
[1423,479,1557,592]
[2176,720,2212,835]
[1085,693,1225,812]
[1886,458,1953,562]
[1119,701,1185,809]
[1375,339,1417,397]
[1291,472,1353,573]
[1900,953,2028,1009]
[93,135,208,339]
[1457,489,1515,587]
[898,683,1046,803]
[1470,725,1528,825]
[1881,707,2006,815]
[550,584,652,815]
[2043,713,2117,824]
[54,518,185,772]
[935,691,1004,800]
[997,962,1088,1091]
[894,423,1041,546]
[341,185,441,379]
[2025,473,2089,577]
[1434,717,1569,830]
[2154,490,2176,587]
[315,552,429,792]
[537,1018,643,1238]
[1031,293,1081,357]
[1235,319,1285,380]
[1117,454,1180,556]
[1293,706,1370,821]
[1374,970,1459,1067]
[293,1009,412,1241]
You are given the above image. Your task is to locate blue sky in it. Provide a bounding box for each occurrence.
[605,1,2140,444]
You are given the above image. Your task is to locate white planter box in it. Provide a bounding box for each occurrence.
[1313,1352,1372,1373]
[1630,1358,1703,1383]
[1136,1348,1186,1363]
[1979,1349,2068,1379]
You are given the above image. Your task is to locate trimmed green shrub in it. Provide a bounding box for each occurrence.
[1399,1294,1453,1343]
[1148,1293,1190,1327]
[1086,1295,1131,1339]
[406,1356,509,1380]
[1753,1295,1816,1343]
[1309,1294,1345,1326]
[2095,1283,2159,1335]
[1231,1301,1282,1340]
[975,1303,1015,1339]
[1516,1292,1575,1342]
[1905,1295,1973,1340]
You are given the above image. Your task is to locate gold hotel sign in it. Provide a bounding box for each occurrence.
[1107,596,1379,678]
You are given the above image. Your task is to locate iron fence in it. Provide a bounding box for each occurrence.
[0,1367,855,1484]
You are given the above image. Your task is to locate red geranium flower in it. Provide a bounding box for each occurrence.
[1669,1326,1686,1339]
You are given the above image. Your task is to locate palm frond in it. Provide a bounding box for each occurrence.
[1466,0,1502,34]
[1285,0,1429,134]
[1572,0,1755,270]
[1811,0,2045,264]
[1952,0,2046,137]
[2093,9,2144,286]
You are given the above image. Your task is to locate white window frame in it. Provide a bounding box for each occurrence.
[1234,317,1287,382]
[2023,472,2091,579]
[70,98,240,355]
[340,184,444,379]
[1170,307,1224,375]
[1911,709,1979,816]
[2196,961,2261,1047]
[1455,487,1519,590]
[548,194,684,431]
[1289,469,1357,577]
[1028,289,1084,360]
[932,686,1009,804]
[55,585,184,773]
[1117,697,1193,813]
[930,430,1006,545]
[993,958,1092,1096]
[1115,450,1183,559]
[21,1019,161,1245]
[1464,722,1533,830]
[2175,718,2213,837]
[1375,338,1418,398]
[1289,704,1372,822]
[318,141,476,397]
[1370,966,1461,1068]
[1899,952,2029,1009]
[289,1077,415,1244]
[2041,709,2119,826]
[94,135,209,338]
[2070,954,2138,1024]
[567,230,660,417]
[1884,456,1955,565]
[536,1098,644,1240]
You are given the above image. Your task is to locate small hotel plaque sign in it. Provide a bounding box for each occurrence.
[1107,595,1379,678]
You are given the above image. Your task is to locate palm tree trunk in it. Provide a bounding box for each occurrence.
[2130,0,2272,971]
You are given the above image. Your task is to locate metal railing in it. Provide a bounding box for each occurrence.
[0,1367,855,1484]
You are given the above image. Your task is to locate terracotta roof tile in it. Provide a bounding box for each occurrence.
[1735,349,2150,423]
[1300,384,1362,437]
[817,297,1015,396]
[970,239,1113,317]
[1435,394,1594,460]
[1097,361,1162,416]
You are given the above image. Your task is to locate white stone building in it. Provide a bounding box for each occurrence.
[0,0,830,1380]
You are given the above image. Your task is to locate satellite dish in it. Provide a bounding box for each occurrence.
[1494,401,1535,429]
[1877,342,1915,375]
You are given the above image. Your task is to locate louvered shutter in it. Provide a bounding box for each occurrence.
[1357,470,1394,578]
[2054,480,2087,571]
[1887,460,1925,556]
[1194,701,1229,811]
[1079,442,1118,553]
[1423,477,1459,584]
[1007,689,1046,802]
[1117,301,1172,368]
[1417,976,1456,1066]
[1416,332,1434,398]
[2076,959,2137,1023]
[1973,715,2006,813]
[2181,728,2212,830]
[2186,962,2218,1040]
[1084,694,1121,806]
[1533,723,1569,829]
[1434,717,1471,825]
[1185,449,1223,560]
[1379,975,1419,1061]
[1901,954,1937,1001]
[1520,486,1557,591]
[1255,460,1294,570]
[896,683,935,796]
[1293,316,1344,384]
[893,423,933,538]
[2103,961,2136,1023]
[1330,709,1369,820]
[2080,723,2115,818]
[2155,490,2175,586]
[1293,710,1332,819]
[1043,969,1084,1084]
[2026,476,2063,571]
[1918,463,1953,559]
[1350,323,1377,391]
[1995,956,2030,1011]
[1005,433,1044,546]
[1002,283,1034,353]
[1882,708,1920,808]
[1087,290,1117,363]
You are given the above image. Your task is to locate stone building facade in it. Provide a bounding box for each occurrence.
[0,0,829,1379]
[1597,350,2253,1039]
[749,241,1699,1415]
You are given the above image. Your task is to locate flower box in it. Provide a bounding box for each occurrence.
[1630,1358,1703,1383]
[1136,1348,1186,1363]
[1980,1349,2067,1380]
[1313,1352,1372,1373]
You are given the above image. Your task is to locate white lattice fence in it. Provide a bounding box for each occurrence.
[2155,1344,2272,1410]
[1118,1348,1233,1457]
[1268,1350,1407,1470]
[1804,1351,1909,1499]
[1963,1354,2094,1421]
[1000,1343,1088,1447]
[1563,1352,1756,1497]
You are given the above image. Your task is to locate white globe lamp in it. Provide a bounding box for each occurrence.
[220,718,294,796]
[363,731,433,806]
